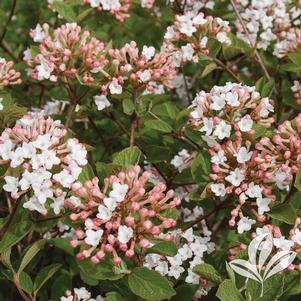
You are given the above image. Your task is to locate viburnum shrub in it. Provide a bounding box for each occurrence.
[2,1,301,301]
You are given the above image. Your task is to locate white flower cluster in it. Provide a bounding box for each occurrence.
[189,82,274,146]
[1,114,87,215]
[59,287,103,301]
[163,12,231,66]
[236,0,301,51]
[144,214,214,293]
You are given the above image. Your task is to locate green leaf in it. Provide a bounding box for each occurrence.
[33,263,62,294]
[193,263,223,284]
[113,146,141,166]
[52,2,76,22]
[128,268,176,300]
[122,99,135,115]
[295,169,301,191]
[201,63,218,78]
[18,240,45,275]
[0,199,32,254]
[144,120,173,133]
[216,279,245,301]
[105,292,126,301]
[146,241,178,257]
[78,164,95,183]
[268,203,296,225]
[170,284,199,301]
[19,272,33,294]
[191,152,211,186]
[288,52,301,67]
[0,248,13,271]
[51,271,72,301]
[49,238,75,256]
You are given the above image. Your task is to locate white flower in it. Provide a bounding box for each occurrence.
[142,46,155,60]
[103,197,118,211]
[94,95,111,111]
[237,216,256,234]
[164,26,176,39]
[292,229,301,245]
[178,244,193,260]
[185,269,200,284]
[32,134,52,150]
[0,98,3,111]
[181,44,194,61]
[155,261,169,275]
[168,265,185,279]
[236,147,253,163]
[37,59,53,80]
[84,229,104,247]
[257,197,271,215]
[216,32,230,44]
[117,225,133,244]
[97,205,112,221]
[211,183,226,197]
[50,192,66,215]
[3,176,18,195]
[140,70,151,82]
[32,24,45,42]
[273,236,294,251]
[225,168,245,187]
[200,117,214,136]
[0,139,13,160]
[238,115,253,132]
[23,48,32,62]
[213,121,231,139]
[10,147,25,168]
[246,182,262,198]
[68,196,81,207]
[23,195,46,214]
[210,95,225,110]
[109,182,128,202]
[211,150,226,165]
[74,287,91,300]
[109,79,122,94]
[178,17,196,37]
[225,92,240,107]
[89,0,101,7]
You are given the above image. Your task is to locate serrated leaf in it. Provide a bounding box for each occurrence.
[146,241,177,257]
[113,146,141,166]
[52,2,76,22]
[267,203,296,225]
[105,292,126,301]
[144,120,173,133]
[122,98,135,115]
[193,263,223,284]
[128,268,176,300]
[216,279,245,301]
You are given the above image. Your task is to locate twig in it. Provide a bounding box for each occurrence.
[214,58,241,83]
[230,0,271,81]
[182,199,229,231]
[0,0,17,44]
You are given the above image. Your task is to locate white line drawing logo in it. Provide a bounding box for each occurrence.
[229,232,296,296]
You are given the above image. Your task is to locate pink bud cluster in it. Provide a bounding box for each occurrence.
[100,41,177,95]
[188,82,274,146]
[0,58,22,88]
[163,12,231,64]
[25,23,108,83]
[67,165,181,265]
[0,113,87,215]
[255,114,301,190]
[274,27,301,57]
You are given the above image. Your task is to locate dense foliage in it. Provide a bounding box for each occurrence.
[0,0,301,300]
